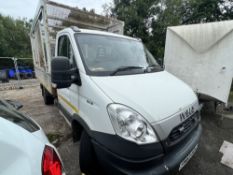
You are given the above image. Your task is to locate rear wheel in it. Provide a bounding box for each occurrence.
[42,86,54,105]
[79,130,97,175]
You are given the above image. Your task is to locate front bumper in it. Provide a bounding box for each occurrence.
[91,124,202,175]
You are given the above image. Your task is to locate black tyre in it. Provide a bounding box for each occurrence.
[42,86,54,105]
[79,130,97,175]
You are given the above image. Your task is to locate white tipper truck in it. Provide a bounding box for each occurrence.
[30,1,202,174]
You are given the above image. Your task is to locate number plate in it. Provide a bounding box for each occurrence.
[179,144,198,171]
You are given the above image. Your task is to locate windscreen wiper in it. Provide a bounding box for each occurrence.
[144,64,163,72]
[110,66,144,76]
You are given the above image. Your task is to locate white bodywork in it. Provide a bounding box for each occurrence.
[91,71,197,123]
[30,0,200,142]
[0,117,57,175]
[164,20,233,103]
[54,28,199,139]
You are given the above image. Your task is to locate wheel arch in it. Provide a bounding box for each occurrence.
[71,113,91,142]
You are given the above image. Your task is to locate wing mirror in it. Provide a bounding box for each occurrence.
[51,57,81,89]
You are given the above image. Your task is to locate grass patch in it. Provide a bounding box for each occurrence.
[46,133,61,143]
[229,91,233,103]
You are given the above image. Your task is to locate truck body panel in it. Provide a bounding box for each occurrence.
[164,20,233,103]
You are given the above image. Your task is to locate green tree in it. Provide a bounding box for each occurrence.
[112,0,233,60]
[113,0,159,42]
[181,0,233,24]
[0,14,32,69]
[0,15,32,57]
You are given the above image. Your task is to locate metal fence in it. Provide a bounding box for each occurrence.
[0,57,33,89]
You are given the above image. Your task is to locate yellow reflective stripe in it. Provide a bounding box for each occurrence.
[58,95,79,113]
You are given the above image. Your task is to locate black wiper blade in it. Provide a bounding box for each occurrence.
[110,66,144,76]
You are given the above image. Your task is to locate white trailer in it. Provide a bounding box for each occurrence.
[30,0,124,99]
[164,20,233,104]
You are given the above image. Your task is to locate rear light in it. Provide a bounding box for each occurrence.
[42,145,62,175]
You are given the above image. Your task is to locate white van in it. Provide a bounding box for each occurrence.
[51,27,202,175]
[30,1,202,174]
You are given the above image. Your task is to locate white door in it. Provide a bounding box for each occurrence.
[56,34,79,115]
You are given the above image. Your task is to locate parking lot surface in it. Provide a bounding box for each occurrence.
[1,81,233,175]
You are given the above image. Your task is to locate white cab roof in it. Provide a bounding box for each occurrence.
[59,27,139,41]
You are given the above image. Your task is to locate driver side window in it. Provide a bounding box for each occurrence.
[58,35,75,68]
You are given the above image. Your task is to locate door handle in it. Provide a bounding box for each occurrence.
[220,66,226,73]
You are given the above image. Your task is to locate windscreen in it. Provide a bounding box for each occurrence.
[75,34,161,76]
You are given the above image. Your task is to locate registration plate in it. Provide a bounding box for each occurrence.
[179,144,198,171]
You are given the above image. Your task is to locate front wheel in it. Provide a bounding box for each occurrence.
[79,130,98,175]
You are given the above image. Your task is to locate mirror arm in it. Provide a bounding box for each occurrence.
[70,68,82,86]
[69,68,78,74]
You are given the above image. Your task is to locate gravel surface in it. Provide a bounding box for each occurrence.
[1,82,233,175]
[0,79,39,91]
[180,113,233,175]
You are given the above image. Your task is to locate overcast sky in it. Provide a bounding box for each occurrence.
[0,0,112,19]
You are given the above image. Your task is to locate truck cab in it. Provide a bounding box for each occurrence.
[51,27,202,175]
[30,1,202,174]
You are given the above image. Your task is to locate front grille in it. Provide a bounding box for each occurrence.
[168,112,199,144]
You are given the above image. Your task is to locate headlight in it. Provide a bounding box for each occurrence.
[107,104,158,145]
